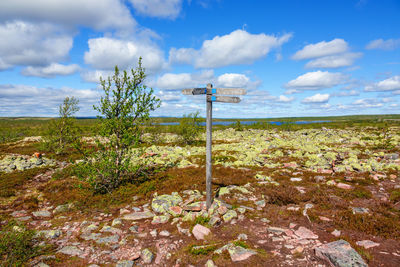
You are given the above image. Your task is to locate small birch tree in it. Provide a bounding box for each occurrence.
[85,58,160,193]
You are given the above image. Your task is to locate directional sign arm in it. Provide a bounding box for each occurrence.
[182,88,206,95]
[207,95,241,103]
[214,88,246,95]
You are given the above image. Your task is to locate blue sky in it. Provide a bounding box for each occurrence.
[0,0,399,118]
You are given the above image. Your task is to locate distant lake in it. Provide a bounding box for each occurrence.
[157,120,331,126]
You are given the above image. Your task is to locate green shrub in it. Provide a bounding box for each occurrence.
[0,221,47,266]
[177,111,202,145]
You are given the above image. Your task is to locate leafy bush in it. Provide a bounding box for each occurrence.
[79,58,161,193]
[177,111,202,145]
[0,221,46,266]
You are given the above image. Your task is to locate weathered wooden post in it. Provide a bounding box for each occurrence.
[182,84,246,209]
[205,83,213,208]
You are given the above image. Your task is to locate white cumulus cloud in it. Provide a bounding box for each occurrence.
[292,39,349,60]
[366,38,400,50]
[129,0,183,19]
[154,70,214,90]
[0,21,73,68]
[285,71,348,91]
[305,53,362,68]
[216,73,249,88]
[84,37,167,73]
[364,76,400,92]
[169,30,292,68]
[276,95,294,103]
[301,93,330,103]
[21,63,80,78]
[0,0,136,32]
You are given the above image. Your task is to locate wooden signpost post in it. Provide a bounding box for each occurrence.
[182,83,246,209]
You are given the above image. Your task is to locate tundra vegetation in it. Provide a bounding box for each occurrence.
[0,80,400,265]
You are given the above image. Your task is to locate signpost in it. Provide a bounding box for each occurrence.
[182,83,246,209]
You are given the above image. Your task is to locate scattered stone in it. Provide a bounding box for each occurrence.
[129,225,139,233]
[261,218,270,223]
[331,229,341,237]
[95,234,119,245]
[222,210,237,222]
[112,218,122,227]
[209,215,221,227]
[152,215,170,224]
[294,226,318,239]
[290,177,302,182]
[32,210,51,218]
[116,260,134,267]
[57,246,84,257]
[315,240,367,267]
[356,240,380,249]
[217,205,228,215]
[237,233,248,240]
[255,199,266,207]
[141,248,154,264]
[122,211,154,221]
[168,206,183,217]
[37,230,62,239]
[192,224,211,240]
[291,246,304,254]
[336,183,352,190]
[267,227,286,234]
[159,230,170,237]
[35,263,50,267]
[53,203,74,214]
[236,207,246,214]
[352,207,369,215]
[205,259,217,267]
[319,216,331,222]
[150,229,157,237]
[227,244,257,262]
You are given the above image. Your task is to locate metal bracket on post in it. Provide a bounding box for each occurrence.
[205,83,213,209]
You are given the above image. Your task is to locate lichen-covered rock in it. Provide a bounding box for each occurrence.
[141,248,154,264]
[315,239,367,267]
[222,210,237,222]
[151,193,183,214]
[151,215,170,224]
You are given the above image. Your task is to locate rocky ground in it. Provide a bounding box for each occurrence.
[1,126,400,266]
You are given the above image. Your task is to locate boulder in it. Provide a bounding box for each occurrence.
[192,224,211,240]
[315,239,367,267]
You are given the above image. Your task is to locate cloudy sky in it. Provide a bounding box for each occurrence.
[0,0,399,118]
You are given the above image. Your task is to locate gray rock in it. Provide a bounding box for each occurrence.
[122,211,154,221]
[351,207,369,214]
[57,246,84,257]
[315,239,367,267]
[95,234,120,245]
[141,248,154,264]
[37,230,62,239]
[116,260,134,267]
[209,215,221,227]
[267,227,285,234]
[34,263,50,267]
[53,203,74,214]
[33,210,51,218]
